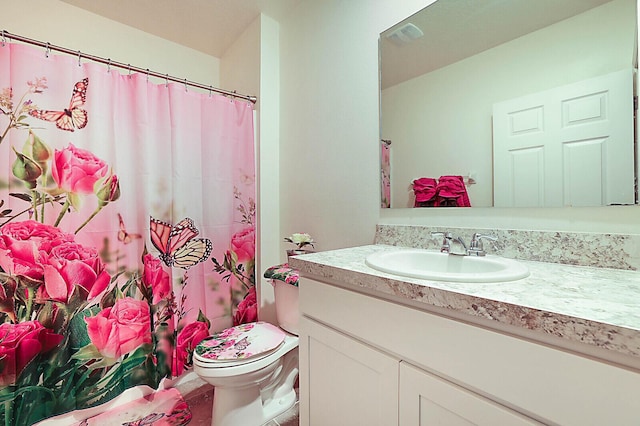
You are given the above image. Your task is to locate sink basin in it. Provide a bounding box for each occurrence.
[365,249,529,283]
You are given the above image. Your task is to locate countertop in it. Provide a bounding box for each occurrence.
[289,244,640,361]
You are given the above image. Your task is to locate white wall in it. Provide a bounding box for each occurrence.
[256,16,282,322]
[384,0,635,208]
[220,14,284,322]
[220,18,260,99]
[279,0,434,252]
[1,0,220,87]
[221,15,282,323]
[280,0,640,239]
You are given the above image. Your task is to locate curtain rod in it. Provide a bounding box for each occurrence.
[0,30,257,104]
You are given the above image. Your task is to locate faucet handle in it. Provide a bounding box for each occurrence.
[468,233,497,256]
[430,231,451,253]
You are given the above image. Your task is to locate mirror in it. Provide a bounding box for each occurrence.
[380,0,637,208]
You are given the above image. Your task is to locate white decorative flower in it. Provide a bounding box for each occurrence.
[284,233,315,250]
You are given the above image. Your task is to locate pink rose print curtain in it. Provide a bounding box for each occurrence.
[0,43,256,424]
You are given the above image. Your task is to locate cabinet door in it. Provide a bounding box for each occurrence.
[299,317,399,426]
[399,362,541,425]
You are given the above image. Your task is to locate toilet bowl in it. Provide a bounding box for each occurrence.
[193,278,299,426]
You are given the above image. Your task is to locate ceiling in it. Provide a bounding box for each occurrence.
[60,0,301,58]
[380,0,614,89]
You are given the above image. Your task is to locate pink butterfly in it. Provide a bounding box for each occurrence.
[29,78,88,131]
[150,216,212,269]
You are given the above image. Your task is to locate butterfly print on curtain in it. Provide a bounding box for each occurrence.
[150,216,212,269]
[118,213,142,244]
[29,78,89,131]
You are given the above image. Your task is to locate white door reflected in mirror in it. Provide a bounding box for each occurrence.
[493,69,635,207]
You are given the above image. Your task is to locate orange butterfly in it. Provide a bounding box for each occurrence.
[117,213,142,244]
[30,78,89,131]
[150,216,212,269]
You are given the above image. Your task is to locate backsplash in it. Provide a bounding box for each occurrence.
[374,225,640,271]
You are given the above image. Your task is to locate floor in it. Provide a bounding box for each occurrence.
[183,383,299,426]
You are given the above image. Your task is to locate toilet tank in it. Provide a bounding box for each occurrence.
[273,280,299,335]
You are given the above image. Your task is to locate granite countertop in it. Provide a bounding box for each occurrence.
[289,244,640,360]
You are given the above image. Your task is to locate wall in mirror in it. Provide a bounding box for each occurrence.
[380,0,637,208]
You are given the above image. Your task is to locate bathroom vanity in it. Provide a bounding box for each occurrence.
[289,234,640,425]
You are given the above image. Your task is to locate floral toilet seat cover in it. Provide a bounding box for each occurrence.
[263,263,300,287]
[194,321,285,363]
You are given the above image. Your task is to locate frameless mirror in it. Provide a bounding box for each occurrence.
[380,0,637,208]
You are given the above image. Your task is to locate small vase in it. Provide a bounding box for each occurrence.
[286,249,314,259]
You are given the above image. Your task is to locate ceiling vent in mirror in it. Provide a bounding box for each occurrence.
[386,23,424,46]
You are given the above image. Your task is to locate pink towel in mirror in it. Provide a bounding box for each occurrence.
[436,175,471,207]
[412,177,438,207]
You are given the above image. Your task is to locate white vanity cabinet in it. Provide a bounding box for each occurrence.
[298,277,640,426]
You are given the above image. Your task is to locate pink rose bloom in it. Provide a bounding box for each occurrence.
[174,321,210,376]
[41,242,110,304]
[0,320,63,386]
[85,297,152,359]
[233,286,258,326]
[0,220,73,280]
[231,226,255,263]
[52,143,109,194]
[285,273,299,285]
[142,253,171,304]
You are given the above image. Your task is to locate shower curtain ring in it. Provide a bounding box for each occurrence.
[107,58,111,73]
[165,74,169,88]
[209,85,213,97]
[127,64,132,78]
[77,50,82,67]
[146,69,149,82]
[45,42,51,58]
[184,78,188,92]
[1,30,6,47]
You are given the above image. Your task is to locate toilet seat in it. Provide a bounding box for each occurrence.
[194,321,286,367]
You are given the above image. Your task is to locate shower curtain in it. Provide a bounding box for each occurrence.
[381,141,390,208]
[0,43,256,425]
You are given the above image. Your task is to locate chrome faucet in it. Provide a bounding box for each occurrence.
[467,233,498,256]
[431,231,468,256]
[431,231,498,256]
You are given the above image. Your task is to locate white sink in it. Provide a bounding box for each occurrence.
[365,249,529,283]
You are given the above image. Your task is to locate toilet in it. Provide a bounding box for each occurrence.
[193,278,299,426]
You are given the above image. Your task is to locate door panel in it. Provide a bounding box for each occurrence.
[493,69,634,207]
[300,317,399,426]
[399,362,541,425]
